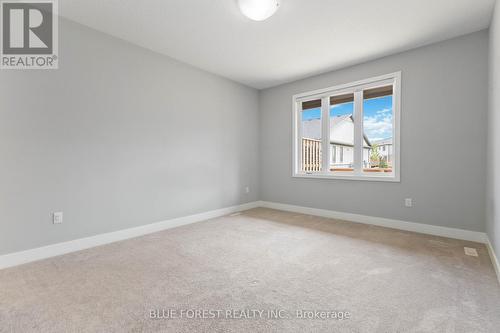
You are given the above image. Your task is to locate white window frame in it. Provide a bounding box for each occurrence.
[292,72,401,182]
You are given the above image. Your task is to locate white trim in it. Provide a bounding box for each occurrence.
[321,96,329,172]
[2,199,496,284]
[258,201,488,243]
[293,72,401,100]
[0,201,260,270]
[292,71,401,182]
[293,100,302,176]
[353,90,363,175]
[292,173,400,182]
[486,237,500,285]
[392,72,402,182]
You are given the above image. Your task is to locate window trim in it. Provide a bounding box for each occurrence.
[292,71,401,182]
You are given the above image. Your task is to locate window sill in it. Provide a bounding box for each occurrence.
[292,172,400,182]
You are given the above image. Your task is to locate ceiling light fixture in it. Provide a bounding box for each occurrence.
[238,0,280,21]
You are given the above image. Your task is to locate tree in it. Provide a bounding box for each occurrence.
[379,157,388,169]
[370,144,381,167]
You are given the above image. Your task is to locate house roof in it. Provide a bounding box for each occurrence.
[301,115,372,147]
[302,115,351,140]
[372,138,393,145]
[301,118,321,140]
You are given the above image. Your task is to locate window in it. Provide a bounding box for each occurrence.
[300,99,322,172]
[293,72,400,181]
[330,93,354,171]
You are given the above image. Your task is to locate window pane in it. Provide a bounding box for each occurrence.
[362,86,393,174]
[329,93,354,172]
[301,99,322,172]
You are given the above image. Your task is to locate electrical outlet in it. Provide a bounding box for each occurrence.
[405,198,413,207]
[245,186,250,194]
[53,212,63,224]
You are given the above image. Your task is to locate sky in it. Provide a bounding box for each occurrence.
[302,95,393,142]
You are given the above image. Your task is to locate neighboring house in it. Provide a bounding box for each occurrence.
[301,115,372,169]
[371,138,393,165]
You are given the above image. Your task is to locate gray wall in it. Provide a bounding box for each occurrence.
[259,31,489,232]
[487,2,500,254]
[0,19,259,255]
[0,18,491,256]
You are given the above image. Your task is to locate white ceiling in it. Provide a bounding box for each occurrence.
[60,0,495,89]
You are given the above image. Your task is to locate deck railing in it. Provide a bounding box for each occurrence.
[302,138,393,173]
[302,138,322,172]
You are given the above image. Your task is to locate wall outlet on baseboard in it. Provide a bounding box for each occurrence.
[53,212,63,224]
[245,186,250,194]
[405,198,413,207]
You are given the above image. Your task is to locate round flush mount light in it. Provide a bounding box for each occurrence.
[238,0,280,21]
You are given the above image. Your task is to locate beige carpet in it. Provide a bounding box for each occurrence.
[1,208,499,332]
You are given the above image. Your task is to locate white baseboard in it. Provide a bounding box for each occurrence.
[0,201,259,270]
[258,201,488,244]
[261,199,497,284]
[0,200,493,275]
[486,238,500,285]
